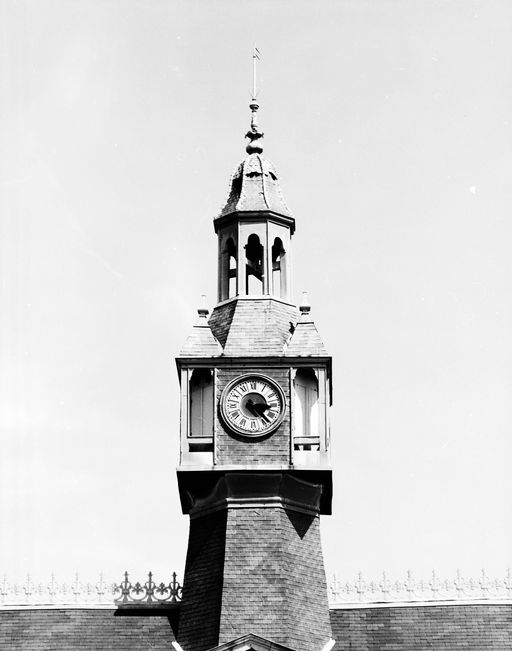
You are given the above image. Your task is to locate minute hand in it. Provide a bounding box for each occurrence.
[255,402,271,423]
[247,400,271,422]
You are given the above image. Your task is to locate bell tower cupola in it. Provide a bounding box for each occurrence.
[215,97,294,302]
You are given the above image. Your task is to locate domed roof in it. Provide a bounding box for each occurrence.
[218,153,292,218]
[217,96,292,219]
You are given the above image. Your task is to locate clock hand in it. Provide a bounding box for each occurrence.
[245,399,260,418]
[246,399,271,423]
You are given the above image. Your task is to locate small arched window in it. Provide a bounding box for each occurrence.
[272,237,286,298]
[189,369,213,438]
[293,368,319,447]
[245,234,264,295]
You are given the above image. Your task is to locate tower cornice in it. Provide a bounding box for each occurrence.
[176,468,333,516]
[213,210,295,235]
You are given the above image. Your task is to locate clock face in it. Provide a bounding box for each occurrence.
[220,374,286,437]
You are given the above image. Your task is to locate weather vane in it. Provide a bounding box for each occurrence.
[252,46,261,100]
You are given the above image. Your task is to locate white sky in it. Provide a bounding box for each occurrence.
[1,0,511,588]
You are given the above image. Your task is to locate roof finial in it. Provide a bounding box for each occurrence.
[197,294,208,318]
[246,46,264,155]
[300,291,311,314]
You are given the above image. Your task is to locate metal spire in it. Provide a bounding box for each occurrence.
[246,46,264,154]
[252,45,260,99]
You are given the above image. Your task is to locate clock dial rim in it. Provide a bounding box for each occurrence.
[220,373,286,438]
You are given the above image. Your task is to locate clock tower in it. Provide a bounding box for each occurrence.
[176,96,334,651]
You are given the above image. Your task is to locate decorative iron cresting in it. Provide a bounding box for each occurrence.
[328,569,512,605]
[0,573,113,606]
[113,571,182,606]
[2,570,511,607]
[0,572,182,607]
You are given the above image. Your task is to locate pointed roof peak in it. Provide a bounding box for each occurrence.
[216,50,293,220]
[179,296,222,357]
[285,293,328,357]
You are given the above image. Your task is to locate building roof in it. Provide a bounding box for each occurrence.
[208,298,298,357]
[284,305,328,357]
[217,92,291,220]
[329,603,512,650]
[179,308,223,357]
[218,154,292,219]
[0,608,177,650]
[211,632,296,651]
[179,298,330,360]
[2,603,511,650]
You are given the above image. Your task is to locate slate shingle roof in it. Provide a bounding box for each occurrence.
[179,309,223,357]
[218,154,291,218]
[2,604,511,649]
[284,306,328,357]
[0,609,177,650]
[179,299,328,359]
[208,299,298,357]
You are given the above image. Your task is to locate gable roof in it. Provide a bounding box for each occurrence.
[208,632,295,651]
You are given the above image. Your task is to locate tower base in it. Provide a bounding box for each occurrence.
[177,472,333,651]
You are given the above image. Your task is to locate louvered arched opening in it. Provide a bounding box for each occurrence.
[272,237,287,299]
[226,237,237,298]
[245,233,264,295]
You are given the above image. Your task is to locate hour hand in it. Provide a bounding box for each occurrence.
[245,399,259,417]
[246,399,270,421]
[250,401,270,417]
